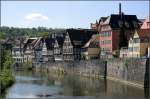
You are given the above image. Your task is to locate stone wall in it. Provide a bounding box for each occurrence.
[35,59,106,78]
[107,58,148,87]
[34,58,149,88]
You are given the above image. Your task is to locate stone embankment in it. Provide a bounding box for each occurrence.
[34,58,149,89]
[106,58,149,88]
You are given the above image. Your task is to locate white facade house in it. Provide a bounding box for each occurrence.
[42,40,48,62]
[12,46,25,63]
[53,39,63,61]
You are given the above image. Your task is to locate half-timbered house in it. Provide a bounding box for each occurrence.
[62,29,98,61]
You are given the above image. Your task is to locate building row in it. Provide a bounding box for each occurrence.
[90,3,150,58]
[5,3,150,64]
[11,29,100,63]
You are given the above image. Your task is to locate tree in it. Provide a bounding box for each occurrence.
[0,26,65,38]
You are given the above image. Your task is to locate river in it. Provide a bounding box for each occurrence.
[2,70,148,99]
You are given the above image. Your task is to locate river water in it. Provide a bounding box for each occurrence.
[3,71,148,99]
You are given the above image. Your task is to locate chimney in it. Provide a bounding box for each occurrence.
[119,3,121,15]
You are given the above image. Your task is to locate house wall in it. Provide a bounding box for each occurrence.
[128,42,140,57]
[87,48,100,59]
[128,38,149,57]
[12,48,25,63]
[112,30,120,51]
[100,28,133,54]
[120,48,128,58]
[140,43,149,56]
[99,30,112,53]
[81,48,100,60]
[62,33,74,61]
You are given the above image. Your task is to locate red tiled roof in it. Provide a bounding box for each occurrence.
[136,29,150,38]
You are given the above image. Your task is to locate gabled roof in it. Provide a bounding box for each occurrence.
[33,37,42,49]
[66,29,98,48]
[45,37,55,50]
[23,38,37,51]
[103,14,140,29]
[55,36,65,48]
[33,37,55,50]
[141,16,150,29]
[136,29,150,38]
[82,34,99,48]
[139,19,145,23]
[103,16,111,25]
[99,17,108,25]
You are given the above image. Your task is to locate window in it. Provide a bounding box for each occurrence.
[100,40,111,44]
[128,47,133,52]
[100,32,111,37]
[101,47,110,51]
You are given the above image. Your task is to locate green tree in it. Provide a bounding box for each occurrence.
[38,32,49,37]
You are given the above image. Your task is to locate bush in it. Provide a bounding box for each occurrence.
[0,70,15,92]
[0,48,15,92]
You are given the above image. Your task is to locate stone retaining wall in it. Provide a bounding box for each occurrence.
[38,59,106,78]
[34,58,149,88]
[107,58,148,87]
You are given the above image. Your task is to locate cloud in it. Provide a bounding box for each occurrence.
[25,13,48,21]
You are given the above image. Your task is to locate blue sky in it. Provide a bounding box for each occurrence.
[1,1,149,29]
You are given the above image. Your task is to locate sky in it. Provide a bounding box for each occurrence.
[1,1,149,29]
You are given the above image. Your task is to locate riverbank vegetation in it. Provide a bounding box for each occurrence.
[0,47,15,93]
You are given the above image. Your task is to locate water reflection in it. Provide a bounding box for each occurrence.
[4,71,148,99]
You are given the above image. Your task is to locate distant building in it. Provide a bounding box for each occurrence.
[41,40,49,62]
[62,32,74,61]
[128,29,150,57]
[53,39,62,61]
[53,35,65,61]
[23,37,37,63]
[11,37,27,63]
[90,20,99,30]
[33,37,55,63]
[12,46,25,63]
